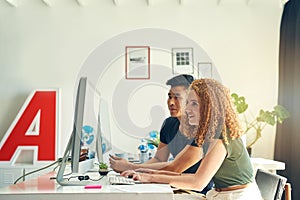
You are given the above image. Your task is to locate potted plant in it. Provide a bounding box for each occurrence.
[98,162,109,176]
[231,93,290,155]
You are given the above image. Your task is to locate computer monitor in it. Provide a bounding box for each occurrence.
[96,98,112,163]
[56,77,112,186]
[71,77,87,173]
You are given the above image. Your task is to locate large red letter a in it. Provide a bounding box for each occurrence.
[0,90,58,164]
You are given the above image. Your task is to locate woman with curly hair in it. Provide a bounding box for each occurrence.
[122,79,262,200]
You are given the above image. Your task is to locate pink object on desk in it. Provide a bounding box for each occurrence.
[84,184,102,189]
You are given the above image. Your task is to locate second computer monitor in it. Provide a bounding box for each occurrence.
[96,98,112,163]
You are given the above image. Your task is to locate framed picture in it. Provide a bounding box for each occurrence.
[172,48,194,74]
[198,62,212,78]
[125,46,150,80]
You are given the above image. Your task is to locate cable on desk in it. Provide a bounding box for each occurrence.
[66,173,107,182]
[13,158,63,184]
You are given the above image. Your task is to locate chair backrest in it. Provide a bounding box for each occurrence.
[255,169,287,200]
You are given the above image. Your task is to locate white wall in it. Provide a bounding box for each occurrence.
[0,0,284,159]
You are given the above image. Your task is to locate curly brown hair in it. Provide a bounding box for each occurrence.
[181,79,243,146]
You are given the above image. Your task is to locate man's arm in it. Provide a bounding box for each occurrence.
[109,142,171,172]
[130,145,202,175]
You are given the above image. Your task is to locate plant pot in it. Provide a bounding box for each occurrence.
[99,169,109,176]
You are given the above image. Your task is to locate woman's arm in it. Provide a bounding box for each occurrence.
[128,144,202,174]
[134,168,181,176]
[160,145,202,173]
[111,144,202,173]
[122,140,226,191]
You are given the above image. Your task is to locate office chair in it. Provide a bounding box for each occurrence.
[284,183,292,200]
[255,169,291,200]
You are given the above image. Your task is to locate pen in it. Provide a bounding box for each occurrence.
[84,184,102,189]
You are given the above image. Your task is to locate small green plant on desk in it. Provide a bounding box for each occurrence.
[98,162,109,176]
[231,93,290,155]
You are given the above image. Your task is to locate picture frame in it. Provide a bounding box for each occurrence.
[172,48,194,74]
[198,62,212,78]
[125,46,150,80]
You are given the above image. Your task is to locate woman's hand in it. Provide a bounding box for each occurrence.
[121,170,153,183]
[121,170,137,178]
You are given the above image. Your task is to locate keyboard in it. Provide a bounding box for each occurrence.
[108,175,135,185]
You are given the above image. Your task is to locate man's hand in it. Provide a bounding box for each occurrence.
[109,155,134,173]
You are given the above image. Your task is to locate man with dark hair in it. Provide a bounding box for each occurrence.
[166,74,194,87]
[109,74,212,194]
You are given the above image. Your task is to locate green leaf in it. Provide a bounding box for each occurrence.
[257,110,276,125]
[98,162,108,169]
[231,92,289,148]
[231,93,248,114]
[274,105,290,122]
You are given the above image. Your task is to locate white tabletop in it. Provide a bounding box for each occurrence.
[0,157,285,200]
[0,171,174,200]
[251,157,285,173]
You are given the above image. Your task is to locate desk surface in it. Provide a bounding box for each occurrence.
[251,157,285,173]
[0,171,174,200]
[0,157,285,200]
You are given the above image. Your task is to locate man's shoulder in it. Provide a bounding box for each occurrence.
[160,117,180,144]
[160,117,180,134]
[164,116,179,123]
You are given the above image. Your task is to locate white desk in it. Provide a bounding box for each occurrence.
[0,171,174,200]
[0,158,284,200]
[251,157,285,173]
